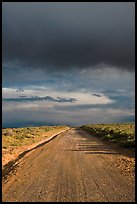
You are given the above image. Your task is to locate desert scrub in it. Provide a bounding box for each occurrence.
[2,126,68,149]
[81,123,135,148]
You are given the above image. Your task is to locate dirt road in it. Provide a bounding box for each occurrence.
[2,128,135,202]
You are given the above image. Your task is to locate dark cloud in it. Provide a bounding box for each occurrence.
[92,94,102,97]
[2,2,135,71]
[15,89,25,93]
[2,96,77,103]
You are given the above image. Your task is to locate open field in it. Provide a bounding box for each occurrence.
[80,123,135,148]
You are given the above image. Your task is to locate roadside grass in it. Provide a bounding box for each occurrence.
[80,123,135,149]
[2,126,68,150]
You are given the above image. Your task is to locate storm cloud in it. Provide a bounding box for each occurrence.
[2,2,135,71]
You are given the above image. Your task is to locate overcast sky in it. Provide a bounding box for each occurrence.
[2,2,135,127]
